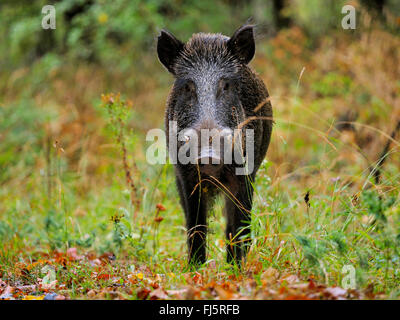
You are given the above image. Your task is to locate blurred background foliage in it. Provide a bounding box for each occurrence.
[1,0,399,69]
[1,0,400,296]
[1,0,398,183]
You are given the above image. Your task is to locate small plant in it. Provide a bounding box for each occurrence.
[152,203,166,255]
[101,93,141,215]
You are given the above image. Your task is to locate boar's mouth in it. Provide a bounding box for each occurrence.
[195,147,223,175]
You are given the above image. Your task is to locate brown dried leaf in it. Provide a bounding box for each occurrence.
[149,288,169,300]
[324,287,348,299]
[137,287,151,300]
[261,267,279,283]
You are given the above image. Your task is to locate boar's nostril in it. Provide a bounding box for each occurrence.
[197,156,221,166]
[196,147,221,165]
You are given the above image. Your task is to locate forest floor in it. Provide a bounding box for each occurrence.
[1,26,400,300]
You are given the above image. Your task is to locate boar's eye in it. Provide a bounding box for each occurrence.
[183,81,195,94]
[217,79,231,97]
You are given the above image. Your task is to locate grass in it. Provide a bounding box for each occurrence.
[1,23,400,300]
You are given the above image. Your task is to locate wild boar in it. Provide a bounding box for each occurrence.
[157,25,273,266]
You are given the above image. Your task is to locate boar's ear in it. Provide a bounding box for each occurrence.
[227,25,255,64]
[157,29,184,74]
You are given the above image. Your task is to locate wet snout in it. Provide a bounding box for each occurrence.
[194,121,233,175]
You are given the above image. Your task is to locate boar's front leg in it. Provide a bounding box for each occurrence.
[225,175,254,265]
[176,174,208,266]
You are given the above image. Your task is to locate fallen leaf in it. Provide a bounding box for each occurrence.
[324,287,348,299]
[16,285,36,293]
[87,290,97,298]
[261,267,279,285]
[23,295,45,300]
[166,288,187,299]
[184,286,199,300]
[149,288,169,300]
[0,286,14,300]
[99,252,116,264]
[0,279,7,293]
[215,286,233,299]
[137,287,151,300]
[280,274,300,285]
[41,280,57,290]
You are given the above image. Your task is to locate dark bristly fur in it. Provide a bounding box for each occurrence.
[157,25,273,266]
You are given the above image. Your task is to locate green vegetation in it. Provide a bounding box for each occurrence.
[1,0,400,299]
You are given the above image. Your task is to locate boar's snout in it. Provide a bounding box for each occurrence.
[192,120,234,175]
